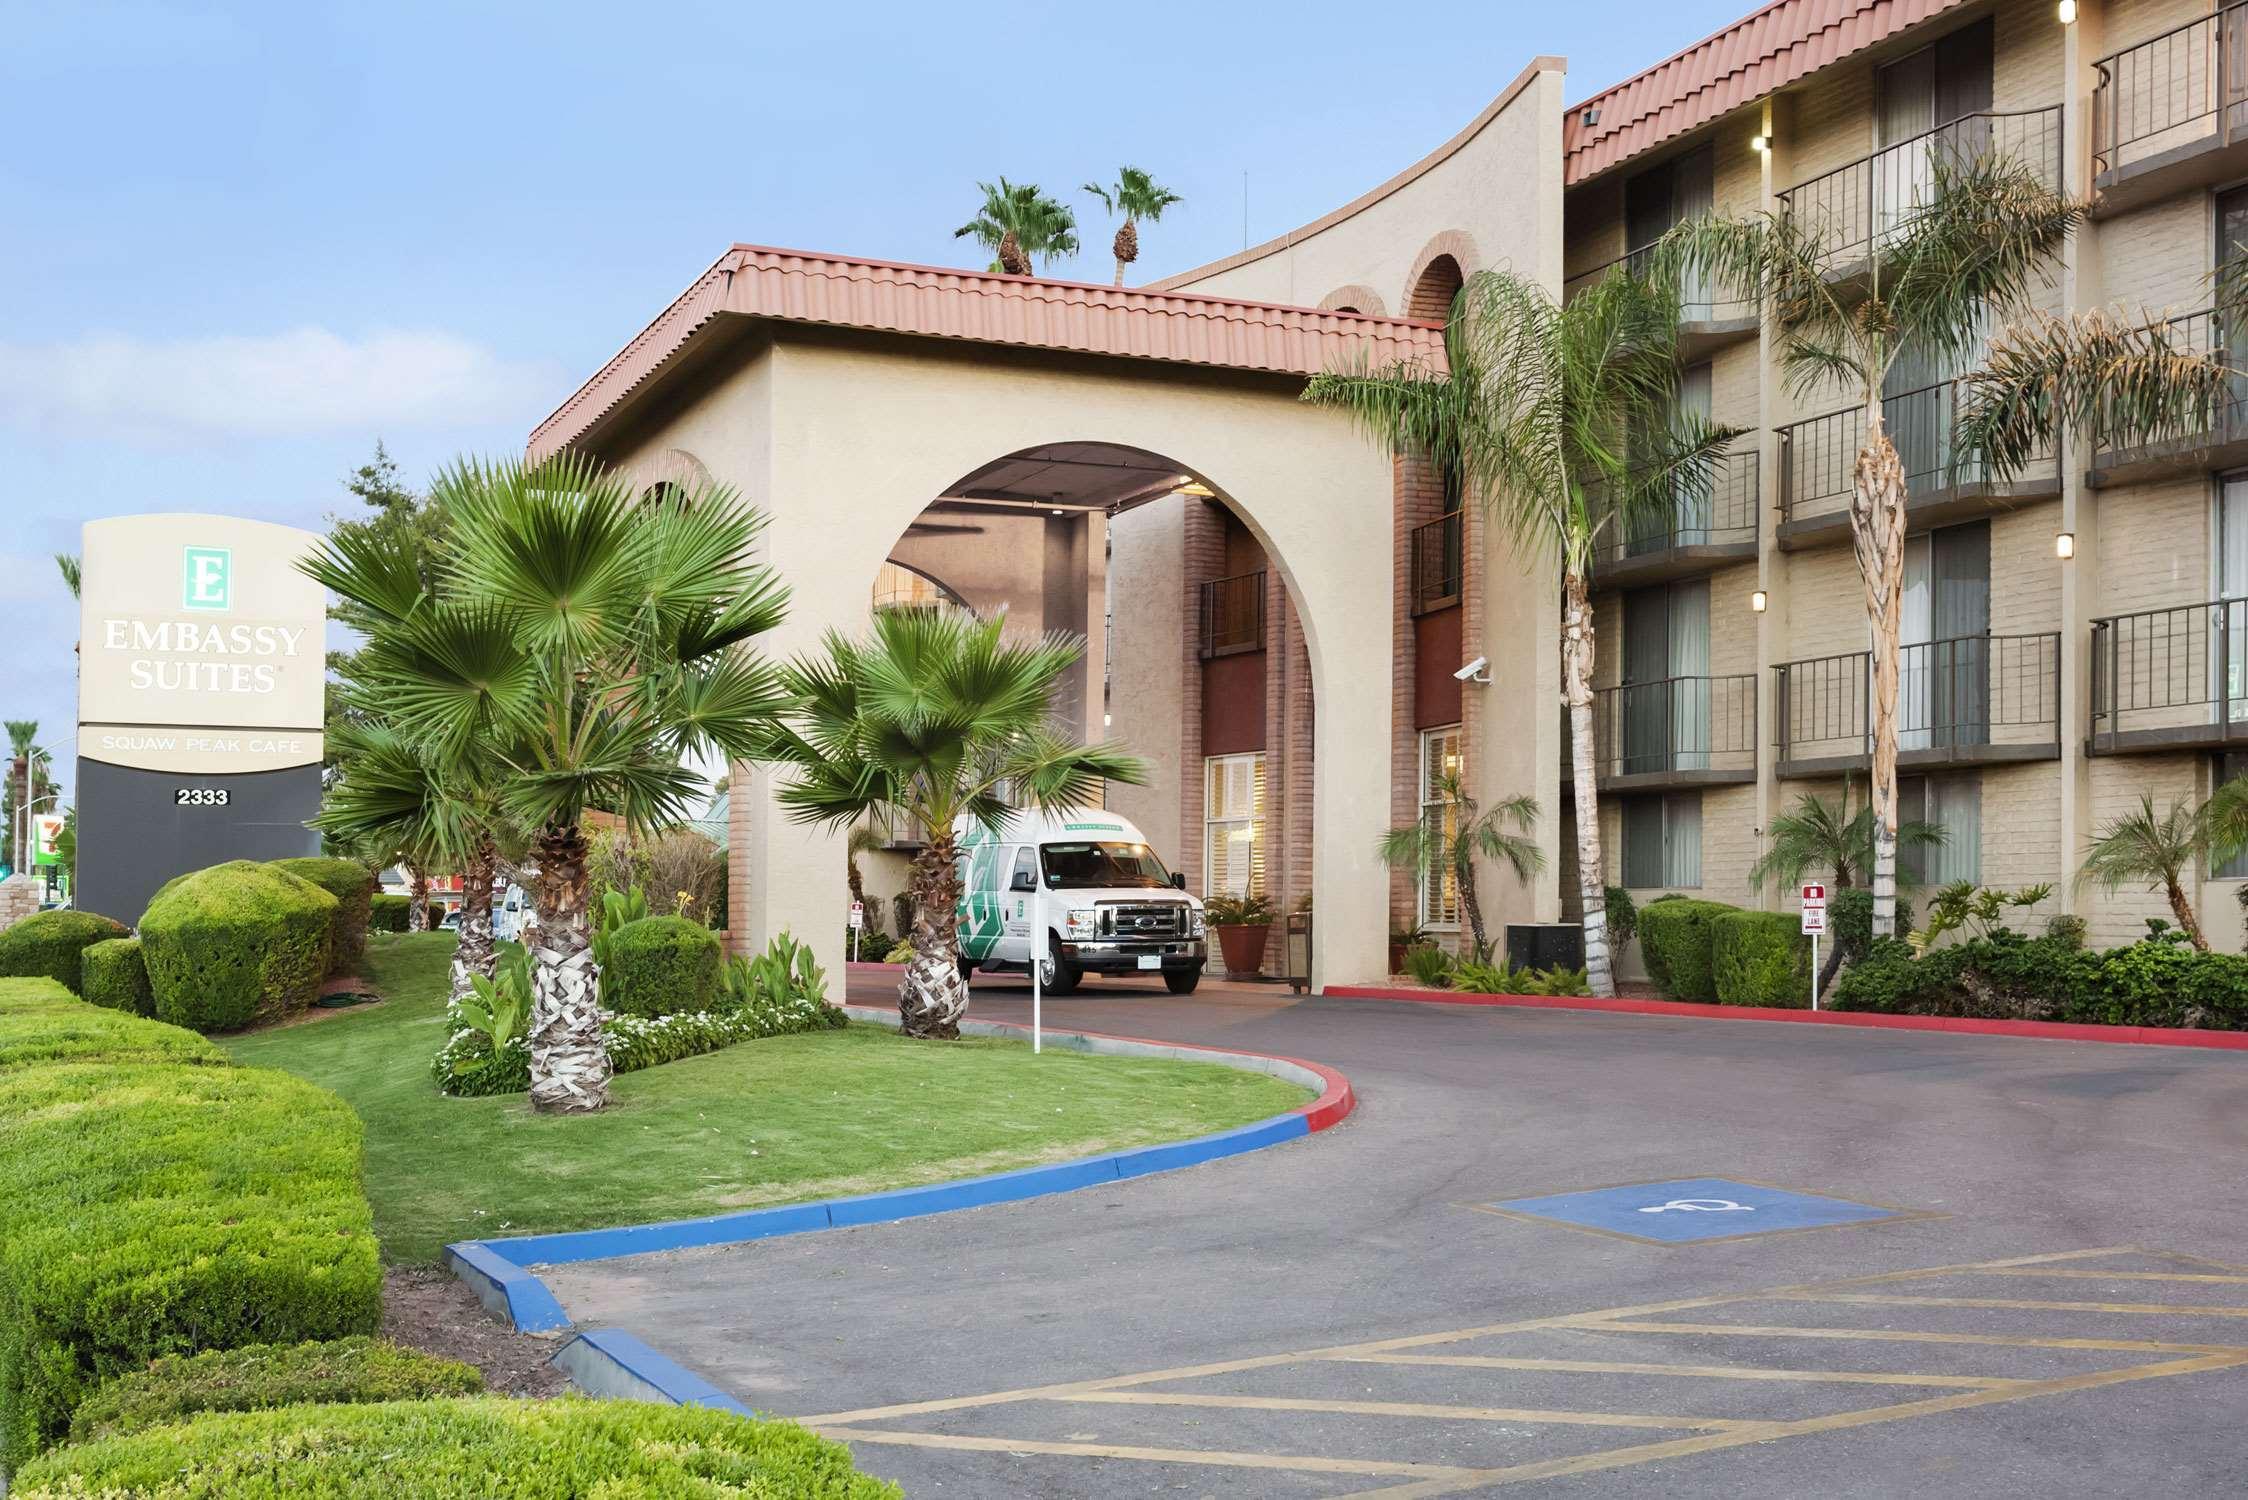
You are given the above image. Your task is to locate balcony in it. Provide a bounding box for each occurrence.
[1562,675,1758,790]
[1773,633,2061,778]
[1778,107,2063,278]
[1775,376,2059,549]
[860,805,930,851]
[1560,245,1757,361]
[2092,3,2248,216]
[2086,307,2248,486]
[1197,570,1265,658]
[1589,449,1760,588]
[2090,598,2248,754]
[1410,511,1462,615]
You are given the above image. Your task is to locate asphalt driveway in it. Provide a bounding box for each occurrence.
[540,974,2248,1496]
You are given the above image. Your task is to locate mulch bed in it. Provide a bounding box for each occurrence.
[382,1267,569,1398]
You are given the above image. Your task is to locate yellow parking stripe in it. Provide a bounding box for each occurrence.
[1771,1292,2248,1318]
[1576,1319,2248,1355]
[1058,1390,1763,1430]
[812,1426,1482,1480]
[1335,1353,2030,1389]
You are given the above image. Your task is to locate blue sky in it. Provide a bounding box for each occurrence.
[2,0,1747,802]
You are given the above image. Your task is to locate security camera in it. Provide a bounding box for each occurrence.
[1454,656,1491,684]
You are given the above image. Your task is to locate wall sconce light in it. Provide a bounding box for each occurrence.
[2057,0,2077,23]
[1751,589,1769,613]
[1750,134,1770,154]
[2055,531,2076,559]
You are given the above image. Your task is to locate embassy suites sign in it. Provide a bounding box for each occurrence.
[79,515,326,775]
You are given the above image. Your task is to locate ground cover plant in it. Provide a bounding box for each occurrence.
[225,932,1311,1263]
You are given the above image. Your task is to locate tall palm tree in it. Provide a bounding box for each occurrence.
[1664,154,2084,942]
[760,608,1143,1038]
[1304,268,1733,997]
[301,454,792,1112]
[1376,774,1545,960]
[955,178,1079,276]
[2078,795,2210,950]
[6,722,37,876]
[1084,167,1182,286]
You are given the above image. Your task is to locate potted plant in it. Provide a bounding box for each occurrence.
[1389,921,1428,976]
[1205,893,1276,977]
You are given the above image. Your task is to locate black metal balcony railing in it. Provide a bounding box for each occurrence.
[1579,674,1758,781]
[1778,107,2063,272]
[2092,2,2248,181]
[1589,449,1760,570]
[1410,512,1463,614]
[1774,633,2061,767]
[1559,242,1754,325]
[2088,307,2248,465]
[1198,570,1265,657]
[2090,598,2248,750]
[1776,375,2057,526]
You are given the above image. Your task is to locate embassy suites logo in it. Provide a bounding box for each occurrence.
[95,543,309,695]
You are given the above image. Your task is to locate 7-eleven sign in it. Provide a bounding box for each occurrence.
[32,814,64,868]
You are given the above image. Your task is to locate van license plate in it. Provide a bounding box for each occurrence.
[1137,955,1162,970]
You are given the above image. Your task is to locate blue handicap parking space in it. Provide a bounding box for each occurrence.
[1486,1177,1911,1244]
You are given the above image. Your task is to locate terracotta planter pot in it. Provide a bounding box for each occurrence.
[1388,941,1409,974]
[1215,922,1272,976]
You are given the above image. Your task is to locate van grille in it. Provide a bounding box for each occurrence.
[1100,903,1188,939]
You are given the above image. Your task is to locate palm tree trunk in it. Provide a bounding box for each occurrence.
[1563,566,1616,997]
[449,834,499,1005]
[998,231,1030,277]
[527,822,612,1112]
[1455,853,1488,961]
[902,833,970,1039]
[2165,877,2210,951]
[1852,405,1909,939]
[408,865,430,933]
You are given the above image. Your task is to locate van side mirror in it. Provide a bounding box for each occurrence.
[1010,870,1036,892]
[1172,872,1186,890]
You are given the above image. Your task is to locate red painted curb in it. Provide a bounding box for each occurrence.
[1323,984,2248,1052]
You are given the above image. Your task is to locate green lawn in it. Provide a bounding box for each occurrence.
[223,933,1309,1264]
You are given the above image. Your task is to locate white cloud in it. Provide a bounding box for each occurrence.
[0,327,567,441]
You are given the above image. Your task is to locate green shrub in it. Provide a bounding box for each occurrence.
[269,856,376,976]
[0,978,221,1071]
[139,860,337,1032]
[0,910,129,995]
[1402,943,1454,987]
[1636,898,1736,1002]
[1602,885,1639,950]
[70,1336,482,1444]
[1825,929,2248,1030]
[1824,886,1911,963]
[0,1051,380,1465]
[369,893,411,933]
[600,914,723,1019]
[78,936,153,1017]
[16,1395,902,1498]
[1711,910,1813,1008]
[2045,912,2088,950]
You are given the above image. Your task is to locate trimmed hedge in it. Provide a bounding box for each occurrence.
[0,978,222,1072]
[16,1396,903,1497]
[0,984,380,1468]
[1636,898,1736,1003]
[80,936,154,1017]
[600,914,723,1019]
[140,860,336,1032]
[270,857,376,976]
[69,1337,482,1444]
[369,893,412,933]
[0,910,129,995]
[1711,910,1812,1008]
[1832,929,2248,1030]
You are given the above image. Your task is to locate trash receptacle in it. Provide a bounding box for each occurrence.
[1284,908,1313,993]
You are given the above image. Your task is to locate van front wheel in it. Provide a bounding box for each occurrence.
[1041,937,1082,996]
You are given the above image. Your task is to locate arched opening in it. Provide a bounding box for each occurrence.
[1406,253,1464,324]
[851,440,1319,993]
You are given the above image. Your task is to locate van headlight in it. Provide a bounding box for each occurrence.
[1064,908,1099,939]
[1189,907,1207,938]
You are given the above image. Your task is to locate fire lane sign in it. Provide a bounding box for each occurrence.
[1800,882,1827,936]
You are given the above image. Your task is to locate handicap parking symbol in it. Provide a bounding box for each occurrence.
[1482,1177,1920,1244]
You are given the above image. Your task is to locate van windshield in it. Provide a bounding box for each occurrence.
[1040,841,1173,890]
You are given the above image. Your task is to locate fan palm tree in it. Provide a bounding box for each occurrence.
[301,454,792,1112]
[1663,153,2084,942]
[1303,267,1735,997]
[2078,794,2210,950]
[760,608,1143,1038]
[1084,167,1182,286]
[1376,774,1545,960]
[955,178,1079,276]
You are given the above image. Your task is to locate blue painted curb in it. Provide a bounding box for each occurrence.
[450,1008,1351,1335]
[550,1328,756,1415]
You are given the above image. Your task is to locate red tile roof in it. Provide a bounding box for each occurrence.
[1564,0,1967,184]
[529,246,1447,459]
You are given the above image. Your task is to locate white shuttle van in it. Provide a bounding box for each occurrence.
[954,808,1207,994]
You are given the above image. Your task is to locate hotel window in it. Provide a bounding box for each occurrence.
[1900,773,1981,885]
[2215,754,2248,879]
[1620,792,1701,889]
[1418,727,1464,929]
[1203,753,1266,900]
